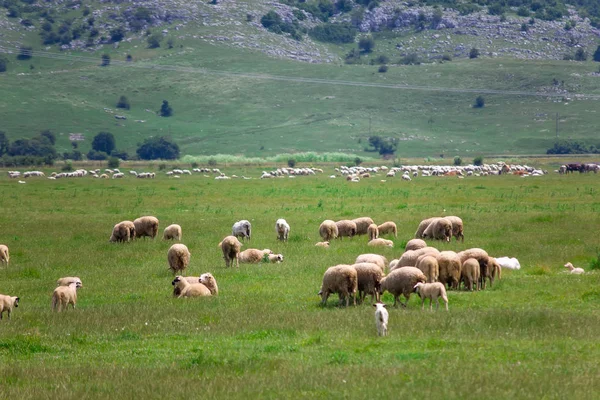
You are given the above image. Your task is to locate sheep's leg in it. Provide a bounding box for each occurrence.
[421,298,425,310]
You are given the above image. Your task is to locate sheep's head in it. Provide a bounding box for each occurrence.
[172,276,183,286]
[564,262,574,270]
[413,282,424,293]
[373,302,386,309]
[12,297,19,307]
[200,273,214,285]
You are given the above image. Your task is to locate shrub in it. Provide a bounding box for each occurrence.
[593,46,600,62]
[87,150,108,160]
[62,161,73,172]
[469,48,480,59]
[191,162,199,168]
[108,157,120,168]
[0,57,8,73]
[453,156,462,166]
[147,34,161,48]
[400,53,420,65]
[208,158,217,166]
[159,100,173,117]
[473,96,485,108]
[158,163,167,171]
[287,158,296,168]
[354,157,362,166]
[473,156,483,166]
[110,27,125,42]
[309,23,356,44]
[441,54,452,61]
[378,65,388,73]
[517,6,530,17]
[358,36,375,53]
[116,95,130,110]
[17,46,33,60]
[574,48,587,61]
[589,252,600,271]
[136,136,180,160]
[521,23,529,32]
[111,150,129,160]
[101,54,110,66]
[92,132,116,154]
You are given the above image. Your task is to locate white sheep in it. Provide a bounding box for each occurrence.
[414,282,448,311]
[373,302,389,337]
[52,281,81,312]
[0,245,9,266]
[275,218,290,241]
[319,220,338,241]
[199,273,219,296]
[56,277,82,287]
[238,248,273,264]
[377,221,397,238]
[167,244,191,274]
[367,223,379,240]
[379,267,426,307]
[133,216,159,239]
[109,221,136,243]
[368,238,393,248]
[268,254,284,263]
[0,294,19,320]
[163,224,182,241]
[564,262,584,274]
[318,264,358,307]
[219,236,242,268]
[232,220,252,241]
[355,254,388,273]
[171,276,211,298]
[315,241,330,248]
[353,262,385,304]
[352,217,375,236]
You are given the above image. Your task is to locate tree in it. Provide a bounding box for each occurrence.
[40,130,56,145]
[116,95,130,110]
[594,46,600,62]
[136,136,180,160]
[574,48,587,61]
[358,36,375,53]
[0,131,9,156]
[473,156,483,166]
[110,27,125,42]
[147,34,161,48]
[469,48,480,59]
[92,132,116,154]
[101,54,110,66]
[0,57,7,73]
[87,150,108,160]
[473,96,485,108]
[107,157,120,169]
[453,156,462,166]
[17,46,33,60]
[159,100,173,117]
[287,158,296,167]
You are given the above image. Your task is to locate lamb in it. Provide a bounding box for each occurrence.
[0,244,9,266]
[171,275,211,298]
[0,294,19,320]
[414,217,436,238]
[315,241,330,248]
[335,220,357,239]
[461,258,480,291]
[163,224,182,241]
[415,255,439,283]
[457,248,490,289]
[219,236,242,268]
[368,238,394,248]
[167,244,191,274]
[367,224,379,241]
[267,254,284,263]
[238,248,274,264]
[275,218,290,241]
[374,302,389,337]
[355,254,388,273]
[422,217,452,242]
[379,267,426,307]
[199,273,219,295]
[436,251,462,290]
[56,277,82,287]
[352,262,385,304]
[352,217,375,236]
[318,264,358,307]
[564,262,584,274]
[405,239,427,251]
[444,216,464,242]
[414,282,448,311]
[232,220,252,241]
[133,216,159,239]
[51,281,81,312]
[319,220,339,241]
[109,220,136,243]
[393,247,440,270]
[377,221,397,238]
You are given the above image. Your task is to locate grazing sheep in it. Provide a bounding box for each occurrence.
[0,245,9,266]
[238,248,273,264]
[564,262,584,274]
[368,238,394,248]
[352,262,385,304]
[319,220,338,241]
[109,221,135,243]
[318,264,358,307]
[444,216,464,242]
[315,241,330,248]
[374,302,389,337]
[415,255,439,283]
[422,217,452,242]
[457,248,490,290]
[355,254,388,273]
[414,282,448,311]
[167,244,190,274]
[275,218,290,241]
[377,221,397,238]
[488,257,502,286]
[199,273,219,295]
[52,281,81,312]
[267,254,284,263]
[436,251,462,290]
[461,258,480,291]
[0,294,19,320]
[379,267,426,307]
[393,247,440,270]
[56,277,82,287]
[367,224,379,241]
[133,216,159,239]
[335,220,357,239]
[405,239,427,252]
[414,217,436,238]
[163,224,182,241]
[219,236,242,268]
[171,276,211,298]
[352,217,375,236]
[389,259,399,271]
[232,220,252,241]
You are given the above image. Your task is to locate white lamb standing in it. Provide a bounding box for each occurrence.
[374,302,388,337]
[414,282,448,311]
[275,218,290,241]
[564,262,584,274]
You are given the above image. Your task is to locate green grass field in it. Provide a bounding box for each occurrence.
[1,165,600,398]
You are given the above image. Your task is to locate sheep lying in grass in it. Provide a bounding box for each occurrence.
[219,236,242,268]
[352,217,375,236]
[367,224,379,241]
[0,245,9,266]
[167,244,190,274]
[405,239,427,252]
[275,219,290,241]
[318,264,357,307]
[319,220,338,241]
[52,281,81,312]
[0,294,19,320]
[461,258,480,291]
[355,254,388,273]
[109,221,135,243]
[163,224,182,241]
[368,238,394,248]
[133,216,159,239]
[267,254,284,263]
[374,302,388,337]
[56,277,82,287]
[199,273,219,295]
[414,282,448,311]
[315,241,330,248]
[379,267,426,307]
[238,249,273,264]
[377,221,397,238]
[352,262,385,304]
[564,262,584,274]
[171,276,211,298]
[335,220,357,239]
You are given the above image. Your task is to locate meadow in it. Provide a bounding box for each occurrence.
[1,165,600,399]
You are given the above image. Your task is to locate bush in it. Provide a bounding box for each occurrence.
[111,150,129,160]
[0,57,8,73]
[62,161,73,172]
[473,96,485,108]
[92,132,116,154]
[469,48,480,59]
[574,48,587,61]
[521,23,529,32]
[191,162,199,168]
[378,65,388,73]
[87,150,108,160]
[400,53,420,65]
[473,156,483,166]
[101,54,110,66]
[441,54,452,61]
[208,158,217,166]
[108,157,120,168]
[116,96,130,110]
[287,158,296,168]
[309,23,356,44]
[593,46,600,62]
[589,252,600,271]
[17,46,33,60]
[358,36,375,53]
[453,156,462,166]
[546,140,599,154]
[488,4,504,15]
[147,34,161,48]
[110,27,125,42]
[136,136,180,160]
[354,157,362,166]
[159,100,173,117]
[158,163,167,171]
[517,6,530,17]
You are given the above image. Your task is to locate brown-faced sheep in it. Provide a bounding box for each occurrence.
[199,273,219,296]
[163,224,182,241]
[436,251,462,290]
[352,217,375,236]
[219,236,242,268]
[56,277,82,287]
[457,248,490,290]
[319,220,338,242]
[414,282,448,311]
[335,220,357,239]
[414,217,436,238]
[315,241,330,248]
[368,238,394,248]
[461,258,480,291]
[444,216,464,242]
[0,294,19,319]
[352,262,385,304]
[393,247,440,270]
[318,264,358,307]
[52,281,81,312]
[109,221,135,243]
[415,255,439,283]
[171,276,211,298]
[379,267,426,307]
[377,221,397,238]
[167,244,190,274]
[405,239,427,252]
[0,245,9,266]
[422,217,452,242]
[355,254,388,273]
[133,216,159,239]
[367,224,379,241]
[238,249,273,264]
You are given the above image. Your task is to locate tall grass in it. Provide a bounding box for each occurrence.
[181,152,373,165]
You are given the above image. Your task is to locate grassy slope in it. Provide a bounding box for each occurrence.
[0,169,600,398]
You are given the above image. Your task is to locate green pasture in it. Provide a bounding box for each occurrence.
[0,166,599,398]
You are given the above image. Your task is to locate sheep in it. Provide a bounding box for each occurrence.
[167,244,190,274]
[367,224,379,241]
[436,251,462,290]
[109,220,136,243]
[352,217,375,236]
[267,254,284,263]
[488,257,502,286]
[56,277,82,287]
[461,258,480,291]
[457,248,490,290]
[564,262,584,274]
[393,247,440,270]
[133,216,159,239]
[422,217,452,242]
[405,239,427,252]
[318,264,358,307]
[355,254,388,273]
[352,262,385,304]
[232,220,252,241]
[388,259,399,271]
[415,255,439,283]
[0,294,19,320]
[319,220,338,241]
[374,302,389,337]
[379,267,426,307]
[171,276,211,298]
[414,282,448,311]
[315,241,330,248]
[368,238,394,248]
[275,218,290,241]
[238,248,273,264]
[444,216,464,242]
[163,224,182,241]
[199,273,219,295]
[377,221,397,238]
[335,220,357,239]
[0,244,9,266]
[51,281,81,312]
[219,236,242,268]
[414,217,436,238]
